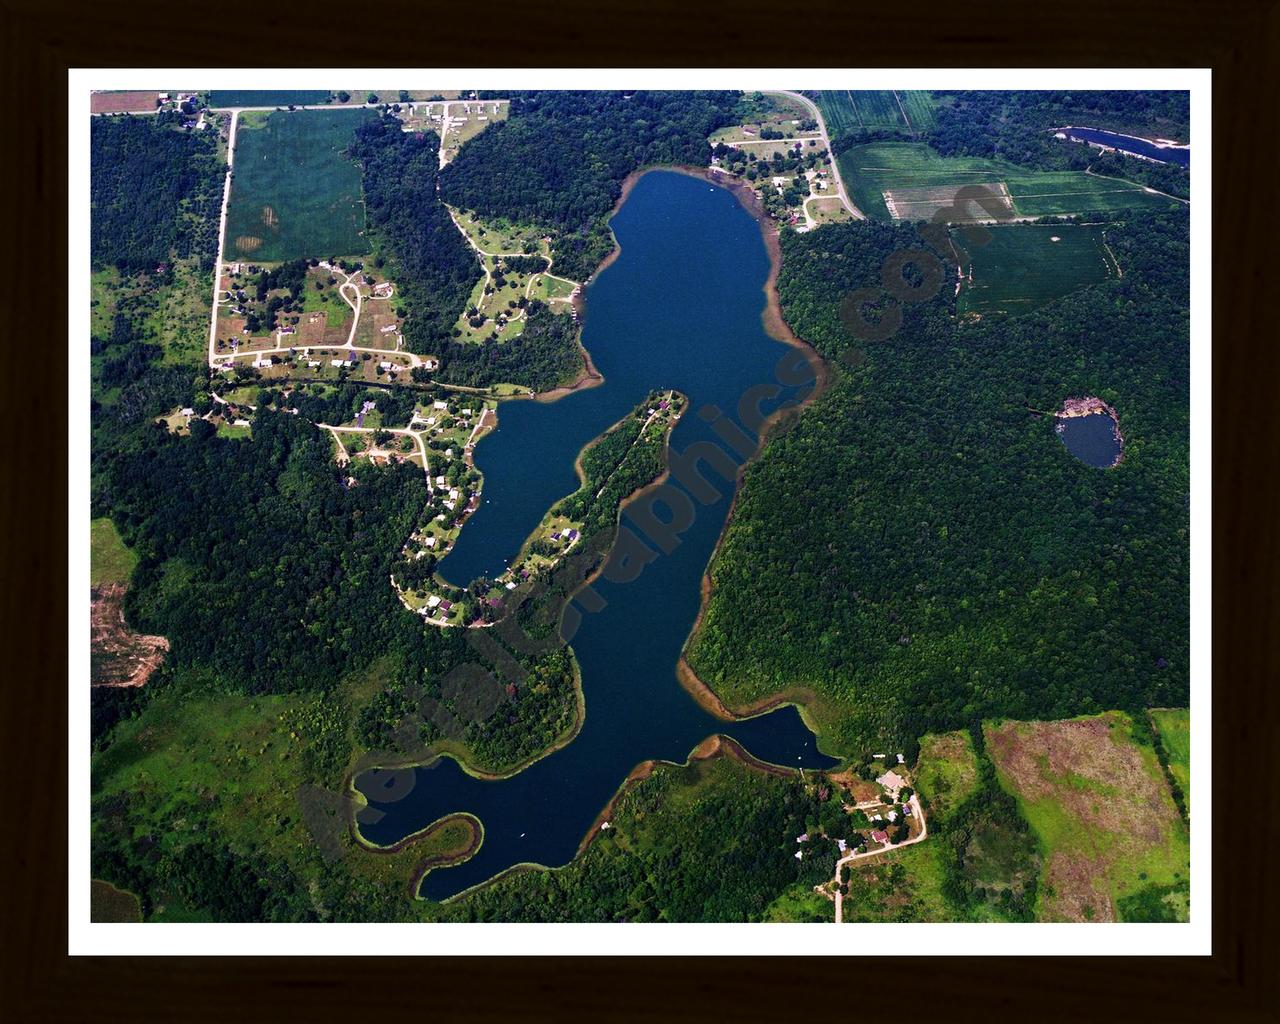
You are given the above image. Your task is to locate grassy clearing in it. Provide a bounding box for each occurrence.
[92,258,211,366]
[90,518,138,587]
[913,730,979,821]
[985,711,1189,922]
[955,223,1115,316]
[841,839,953,923]
[838,141,1180,221]
[1149,708,1190,810]
[451,208,549,256]
[807,197,853,225]
[226,108,376,261]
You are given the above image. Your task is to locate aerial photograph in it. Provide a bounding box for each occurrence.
[85,81,1194,930]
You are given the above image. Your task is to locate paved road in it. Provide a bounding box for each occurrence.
[206,110,239,365]
[778,91,864,221]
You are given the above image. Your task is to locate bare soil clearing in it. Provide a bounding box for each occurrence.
[90,583,168,688]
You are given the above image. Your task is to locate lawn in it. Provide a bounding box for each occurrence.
[985,711,1190,922]
[954,223,1116,316]
[1149,708,1190,811]
[807,197,853,225]
[838,141,1180,221]
[90,518,137,586]
[226,108,376,262]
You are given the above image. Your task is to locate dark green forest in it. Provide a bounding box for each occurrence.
[110,411,429,693]
[688,209,1190,754]
[926,91,1190,199]
[91,113,225,273]
[442,91,740,280]
[348,116,480,351]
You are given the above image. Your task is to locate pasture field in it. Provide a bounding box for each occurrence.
[985,712,1190,923]
[90,91,159,114]
[92,258,212,365]
[1149,708,1190,811]
[208,90,331,108]
[840,839,953,923]
[225,108,376,262]
[954,223,1115,316]
[90,518,138,587]
[838,142,1180,221]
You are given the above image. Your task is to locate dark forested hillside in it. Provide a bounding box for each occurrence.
[348,116,481,352]
[91,112,225,273]
[927,91,1190,199]
[687,210,1190,755]
[109,411,430,693]
[441,91,740,280]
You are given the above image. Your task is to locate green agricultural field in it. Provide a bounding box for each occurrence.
[225,108,376,262]
[898,90,938,132]
[209,90,332,108]
[985,711,1190,923]
[955,224,1116,316]
[817,91,935,136]
[838,142,1180,221]
[1150,708,1190,811]
[816,91,861,135]
[90,518,137,586]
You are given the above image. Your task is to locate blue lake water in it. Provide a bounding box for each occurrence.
[1058,126,1190,168]
[354,170,838,901]
[1057,413,1122,467]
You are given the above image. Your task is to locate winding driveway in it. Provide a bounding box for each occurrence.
[832,793,928,924]
[778,91,864,220]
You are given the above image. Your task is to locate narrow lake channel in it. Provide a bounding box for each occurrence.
[354,170,838,901]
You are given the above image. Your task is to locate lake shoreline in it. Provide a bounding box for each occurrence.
[655,167,835,743]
